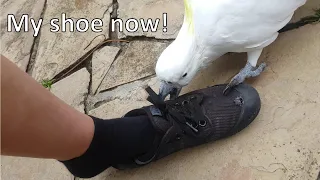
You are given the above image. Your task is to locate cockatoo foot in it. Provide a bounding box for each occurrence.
[223,62,266,95]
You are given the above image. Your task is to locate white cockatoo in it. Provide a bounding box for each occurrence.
[156,0,307,99]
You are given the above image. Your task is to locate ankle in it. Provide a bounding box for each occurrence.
[59,115,156,178]
[57,115,94,161]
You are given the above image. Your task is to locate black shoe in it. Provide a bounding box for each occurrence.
[113,83,261,170]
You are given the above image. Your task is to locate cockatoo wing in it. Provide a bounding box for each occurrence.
[190,0,306,52]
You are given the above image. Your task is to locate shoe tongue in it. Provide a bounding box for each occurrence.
[145,106,172,133]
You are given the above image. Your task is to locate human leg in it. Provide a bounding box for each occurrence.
[1,55,94,161]
[1,55,156,178]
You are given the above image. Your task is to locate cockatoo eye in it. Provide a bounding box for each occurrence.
[182,73,188,78]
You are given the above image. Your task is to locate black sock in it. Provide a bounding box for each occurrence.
[60,115,156,178]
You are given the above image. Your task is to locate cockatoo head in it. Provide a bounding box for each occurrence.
[156,0,204,100]
[156,38,199,100]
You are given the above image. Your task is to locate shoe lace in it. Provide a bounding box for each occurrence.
[133,87,209,165]
[145,86,208,136]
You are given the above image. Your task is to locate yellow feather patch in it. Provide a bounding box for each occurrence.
[183,0,194,34]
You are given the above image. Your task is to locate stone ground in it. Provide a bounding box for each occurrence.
[1,0,320,179]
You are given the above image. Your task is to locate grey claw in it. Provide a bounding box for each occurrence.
[223,83,235,95]
[223,86,231,95]
[260,62,267,68]
[224,62,267,95]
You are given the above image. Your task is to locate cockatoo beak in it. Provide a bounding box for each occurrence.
[159,81,182,100]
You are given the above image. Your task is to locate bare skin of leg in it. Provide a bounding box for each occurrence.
[1,55,94,161]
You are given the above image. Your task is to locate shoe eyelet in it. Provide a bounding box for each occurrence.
[182,100,189,105]
[199,120,207,127]
[176,134,181,140]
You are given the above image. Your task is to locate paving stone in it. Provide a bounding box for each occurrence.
[91,46,120,94]
[97,41,169,92]
[0,0,46,71]
[117,0,184,39]
[89,77,159,119]
[89,99,148,119]
[31,0,112,81]
[50,68,90,113]
[1,156,72,180]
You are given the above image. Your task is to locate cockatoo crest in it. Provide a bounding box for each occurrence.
[184,0,194,34]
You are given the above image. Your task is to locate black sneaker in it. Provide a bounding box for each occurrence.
[113,83,261,170]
